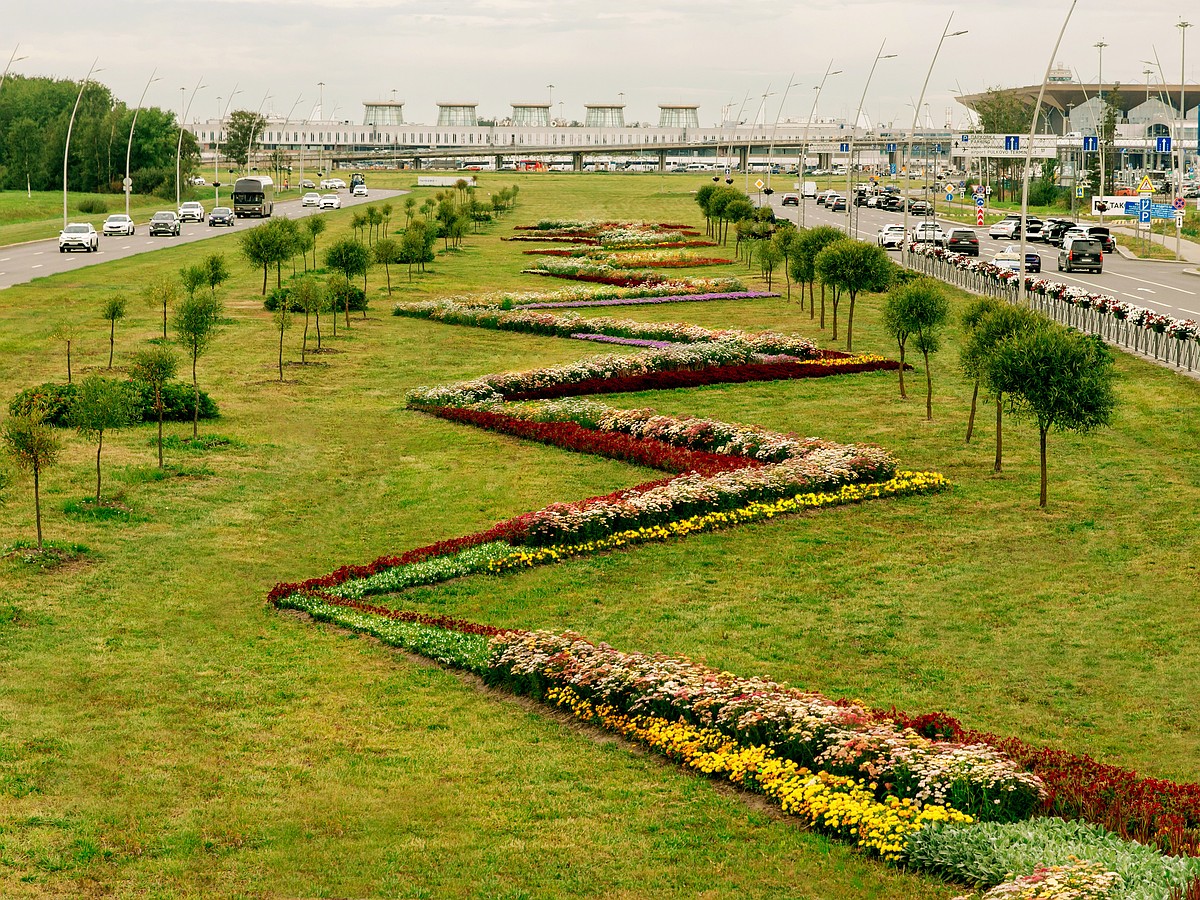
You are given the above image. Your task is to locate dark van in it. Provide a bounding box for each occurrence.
[1058,237,1103,274]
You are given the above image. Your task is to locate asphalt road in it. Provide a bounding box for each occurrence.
[767,194,1200,322]
[0,188,408,291]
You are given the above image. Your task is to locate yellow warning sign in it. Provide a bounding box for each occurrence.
[754,179,765,190]
[1137,175,1155,193]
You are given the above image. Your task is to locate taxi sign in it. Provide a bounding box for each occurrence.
[754,179,765,190]
[1137,175,1155,194]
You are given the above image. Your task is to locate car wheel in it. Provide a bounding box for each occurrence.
[59,247,65,253]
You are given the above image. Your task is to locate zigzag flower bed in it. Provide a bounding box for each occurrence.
[426,279,755,309]
[525,248,735,268]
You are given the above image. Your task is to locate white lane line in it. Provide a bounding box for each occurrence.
[1106,270,1196,295]
[33,251,42,256]
[31,264,42,269]
[1180,308,1200,316]
[0,257,9,262]
[1137,287,1156,293]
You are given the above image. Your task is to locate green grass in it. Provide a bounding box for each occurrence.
[0,172,1198,898]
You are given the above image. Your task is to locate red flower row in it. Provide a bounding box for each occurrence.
[881,707,1200,856]
[501,357,900,401]
[423,406,762,476]
[525,271,665,287]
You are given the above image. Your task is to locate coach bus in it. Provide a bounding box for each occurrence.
[232,175,274,218]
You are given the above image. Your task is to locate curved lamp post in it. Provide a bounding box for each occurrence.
[902,16,967,267]
[765,75,800,194]
[801,63,841,228]
[63,59,101,230]
[214,86,242,207]
[246,90,273,175]
[124,69,160,217]
[175,77,206,207]
[846,44,896,238]
[1177,20,1191,260]
[279,93,304,190]
[1,45,28,93]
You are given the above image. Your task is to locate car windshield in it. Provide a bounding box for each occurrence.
[182,203,200,209]
[213,208,231,214]
[152,213,173,220]
[106,216,128,222]
[65,225,89,233]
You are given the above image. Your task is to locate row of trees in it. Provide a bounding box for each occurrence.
[0,74,200,195]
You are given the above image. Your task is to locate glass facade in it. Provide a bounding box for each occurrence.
[584,106,625,128]
[658,106,700,129]
[437,105,478,127]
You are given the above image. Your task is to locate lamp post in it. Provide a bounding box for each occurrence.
[63,59,101,231]
[746,86,774,194]
[280,93,304,191]
[174,77,205,208]
[247,90,272,175]
[801,64,841,227]
[547,83,554,116]
[765,75,800,193]
[1094,40,1108,215]
[214,86,241,207]
[1018,0,1079,305]
[902,15,966,267]
[847,43,897,238]
[1,45,28,93]
[1176,20,1191,260]
[123,69,160,217]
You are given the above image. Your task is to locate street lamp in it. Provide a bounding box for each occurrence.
[63,59,102,231]
[280,93,304,190]
[175,78,206,207]
[247,90,273,174]
[1018,0,1079,305]
[0,45,28,93]
[902,15,966,267]
[846,44,897,238]
[765,75,800,193]
[214,86,242,207]
[1094,40,1108,208]
[746,85,774,194]
[1176,19,1191,260]
[801,63,841,227]
[547,83,555,114]
[124,69,161,217]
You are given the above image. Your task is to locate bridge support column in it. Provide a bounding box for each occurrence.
[494,154,503,171]
[573,152,583,172]
[657,150,667,172]
[414,157,423,171]
[738,146,749,173]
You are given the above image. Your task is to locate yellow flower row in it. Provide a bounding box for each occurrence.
[546,686,971,862]
[488,472,949,573]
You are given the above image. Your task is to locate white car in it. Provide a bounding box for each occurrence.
[59,222,98,252]
[988,219,1021,240]
[301,192,321,207]
[319,178,346,190]
[910,223,944,245]
[876,224,906,249]
[188,176,207,186]
[177,201,205,223]
[318,194,341,209]
[102,214,135,236]
[351,183,368,198]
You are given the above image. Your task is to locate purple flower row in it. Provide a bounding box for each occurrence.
[568,333,678,349]
[522,291,780,310]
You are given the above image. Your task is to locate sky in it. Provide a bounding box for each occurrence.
[4,0,1196,130]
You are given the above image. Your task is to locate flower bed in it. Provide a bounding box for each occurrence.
[524,248,733,267]
[569,333,677,348]
[521,290,778,310]
[523,257,667,287]
[508,221,705,248]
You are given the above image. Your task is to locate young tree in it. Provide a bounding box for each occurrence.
[101,295,127,368]
[204,253,231,299]
[223,109,268,168]
[374,237,401,296]
[325,274,349,337]
[403,196,416,227]
[381,202,394,235]
[239,219,296,295]
[772,226,800,300]
[880,278,950,419]
[792,226,843,324]
[2,412,61,550]
[758,240,782,290]
[172,294,223,439]
[365,206,383,245]
[129,346,178,468]
[272,291,292,381]
[293,276,325,360]
[400,222,427,281]
[51,323,79,384]
[958,297,1005,444]
[324,238,372,324]
[71,374,137,502]
[142,273,179,339]
[180,263,206,300]
[813,240,893,351]
[986,326,1116,508]
[351,210,367,242]
[304,215,327,268]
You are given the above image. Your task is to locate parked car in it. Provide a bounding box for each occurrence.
[102,214,135,236]
[911,222,945,245]
[1043,220,1078,246]
[1082,225,1115,253]
[1058,236,1103,273]
[351,183,368,198]
[300,179,317,189]
[816,190,834,206]
[780,193,800,206]
[941,228,980,256]
[177,201,205,223]
[149,211,181,236]
[877,224,906,249]
[301,192,321,207]
[318,194,341,209]
[880,195,904,212]
[908,199,933,215]
[187,176,207,186]
[988,216,1043,239]
[59,222,98,252]
[208,207,235,227]
[319,178,346,190]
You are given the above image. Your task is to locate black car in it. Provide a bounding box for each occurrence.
[208,207,235,227]
[880,195,904,212]
[1058,237,1103,273]
[1084,226,1115,253]
[908,199,932,215]
[1024,250,1042,273]
[942,228,980,256]
[1043,220,1077,246]
[830,195,848,211]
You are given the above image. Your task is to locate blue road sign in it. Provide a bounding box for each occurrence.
[1083,136,1098,152]
[946,192,954,202]
[1004,135,1020,151]
[1156,136,1172,153]
[890,163,897,174]
[958,180,966,187]
[934,143,942,153]
[886,142,897,152]
[960,134,970,143]
[975,196,985,208]
[1151,203,1176,219]
[1139,197,1152,224]
[839,142,849,152]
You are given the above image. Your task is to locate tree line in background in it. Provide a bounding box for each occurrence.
[0,74,200,195]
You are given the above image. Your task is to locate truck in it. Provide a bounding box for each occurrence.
[802,181,817,198]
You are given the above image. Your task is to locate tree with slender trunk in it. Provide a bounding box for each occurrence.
[880,278,949,418]
[101,295,127,368]
[172,294,223,439]
[2,412,61,550]
[813,239,893,352]
[71,374,137,503]
[142,273,179,340]
[204,253,231,299]
[381,202,393,236]
[129,347,178,469]
[180,263,206,301]
[958,297,1004,444]
[365,206,383,246]
[273,292,292,381]
[293,276,325,362]
[325,274,349,337]
[985,326,1116,508]
[324,238,372,325]
[305,215,327,269]
[880,295,911,400]
[51,324,79,383]
[793,226,842,324]
[403,196,416,228]
[374,238,400,296]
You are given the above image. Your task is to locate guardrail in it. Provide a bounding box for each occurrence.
[905,244,1199,374]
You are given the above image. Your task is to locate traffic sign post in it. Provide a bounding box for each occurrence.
[976,208,984,226]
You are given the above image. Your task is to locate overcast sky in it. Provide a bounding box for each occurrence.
[5,0,1196,129]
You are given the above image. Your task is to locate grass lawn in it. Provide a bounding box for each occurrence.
[0,173,1197,898]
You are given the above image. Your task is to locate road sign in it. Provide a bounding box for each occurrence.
[1156,136,1173,153]
[961,134,970,143]
[1151,203,1176,219]
[1083,136,1098,152]
[886,142,897,152]
[122,177,132,189]
[754,179,765,190]
[890,163,897,175]
[1139,197,1152,224]
[975,196,985,208]
[1177,211,1186,225]
[958,180,965,187]
[934,143,942,153]
[977,208,985,226]
[839,142,849,152]
[1004,135,1020,151]
[1076,186,1085,198]
[1137,175,1155,193]
[945,192,954,202]
[1173,197,1186,210]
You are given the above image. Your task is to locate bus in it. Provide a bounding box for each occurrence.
[232,176,274,218]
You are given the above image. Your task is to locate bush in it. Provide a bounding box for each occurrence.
[265,283,366,312]
[10,380,218,426]
[76,197,108,215]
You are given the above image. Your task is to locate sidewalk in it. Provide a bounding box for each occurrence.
[1107,222,1200,268]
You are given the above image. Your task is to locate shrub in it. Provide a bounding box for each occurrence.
[266,283,366,312]
[9,383,78,426]
[10,380,217,426]
[76,197,108,215]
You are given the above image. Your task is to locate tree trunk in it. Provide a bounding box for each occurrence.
[156,388,164,469]
[831,291,840,342]
[384,263,391,296]
[808,280,814,318]
[108,320,115,368]
[922,346,933,420]
[278,323,285,381]
[33,463,42,550]
[966,378,979,443]
[302,312,310,363]
[994,394,1003,473]
[277,261,283,289]
[95,429,103,503]
[1039,426,1048,508]
[362,273,368,317]
[897,341,907,399]
[162,303,168,339]
[192,353,199,440]
[315,308,322,349]
[67,341,72,384]
[261,264,268,296]
[846,291,856,352]
[819,283,826,329]
[344,290,350,328]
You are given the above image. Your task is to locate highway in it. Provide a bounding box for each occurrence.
[766,193,1200,323]
[0,188,407,291]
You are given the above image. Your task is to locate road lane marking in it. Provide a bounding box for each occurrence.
[31,264,41,269]
[1107,270,1196,295]
[1180,308,1200,316]
[1137,287,1156,293]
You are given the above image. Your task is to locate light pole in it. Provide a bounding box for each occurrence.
[746,86,774,194]
[247,90,272,175]
[174,78,205,208]
[547,83,554,116]
[1018,0,1079,305]
[801,63,841,227]
[63,59,101,231]
[1176,20,1191,260]
[280,93,304,191]
[124,69,160,217]
[1094,41,1108,215]
[765,75,800,193]
[902,15,966,267]
[214,86,241,207]
[847,44,897,237]
[1,45,28,93]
